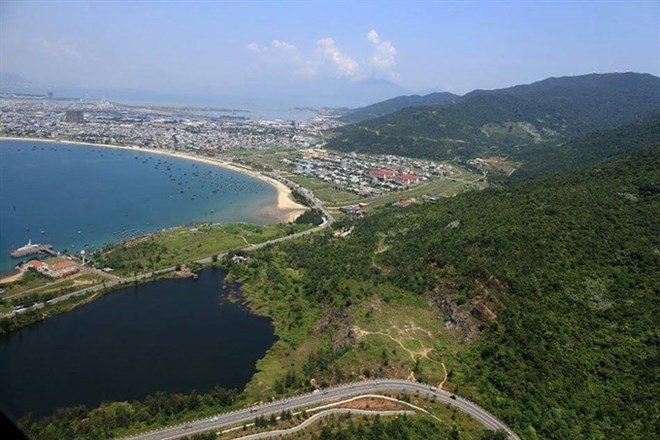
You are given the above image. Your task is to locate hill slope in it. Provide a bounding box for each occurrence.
[340,91,459,123]
[229,146,660,439]
[509,115,660,181]
[327,72,660,160]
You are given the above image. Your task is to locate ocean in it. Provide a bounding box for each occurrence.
[0,139,278,272]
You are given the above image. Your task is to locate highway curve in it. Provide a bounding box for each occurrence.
[118,379,519,440]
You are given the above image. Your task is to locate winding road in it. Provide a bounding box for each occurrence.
[118,379,518,440]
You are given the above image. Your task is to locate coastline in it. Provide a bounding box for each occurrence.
[0,136,307,223]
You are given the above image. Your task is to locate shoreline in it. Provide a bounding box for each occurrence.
[0,136,307,223]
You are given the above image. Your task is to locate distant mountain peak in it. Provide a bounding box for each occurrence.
[340,90,460,123]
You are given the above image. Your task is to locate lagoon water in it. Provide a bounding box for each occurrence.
[0,139,278,272]
[0,267,274,419]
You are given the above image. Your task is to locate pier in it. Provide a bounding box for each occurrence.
[9,241,56,258]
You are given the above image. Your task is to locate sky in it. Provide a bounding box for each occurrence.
[0,0,658,106]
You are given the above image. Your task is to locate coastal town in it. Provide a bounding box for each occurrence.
[0,92,481,319]
[0,92,335,151]
[0,93,476,207]
[284,147,455,197]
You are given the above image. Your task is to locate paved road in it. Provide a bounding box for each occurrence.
[118,379,519,440]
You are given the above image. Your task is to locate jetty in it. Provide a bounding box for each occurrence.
[10,240,56,258]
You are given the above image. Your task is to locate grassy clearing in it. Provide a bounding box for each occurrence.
[359,179,470,210]
[287,175,358,205]
[36,272,106,295]
[337,293,465,387]
[93,222,312,276]
[232,259,469,406]
[231,147,299,172]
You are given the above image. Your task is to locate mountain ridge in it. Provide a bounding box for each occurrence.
[340,91,460,123]
[327,72,660,160]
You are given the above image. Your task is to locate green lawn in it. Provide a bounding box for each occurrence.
[93,222,313,276]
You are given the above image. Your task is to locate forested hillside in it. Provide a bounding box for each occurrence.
[228,146,660,439]
[508,115,660,181]
[340,91,459,123]
[327,73,660,160]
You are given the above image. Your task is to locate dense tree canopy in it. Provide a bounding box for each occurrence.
[234,147,660,438]
[328,73,660,161]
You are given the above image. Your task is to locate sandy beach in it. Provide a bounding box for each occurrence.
[0,136,307,223]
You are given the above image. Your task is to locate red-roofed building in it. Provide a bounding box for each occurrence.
[48,261,80,278]
[25,259,48,275]
[369,169,397,181]
[394,173,419,186]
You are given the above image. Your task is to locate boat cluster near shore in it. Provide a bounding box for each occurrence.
[0,138,308,273]
[1,136,307,223]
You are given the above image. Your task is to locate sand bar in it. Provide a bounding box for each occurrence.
[0,136,308,223]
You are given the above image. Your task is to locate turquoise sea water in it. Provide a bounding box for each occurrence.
[0,139,278,272]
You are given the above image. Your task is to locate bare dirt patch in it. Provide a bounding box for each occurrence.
[353,319,434,361]
[340,397,407,411]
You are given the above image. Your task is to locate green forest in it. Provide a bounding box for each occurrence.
[18,387,238,439]
[508,116,660,181]
[226,147,659,439]
[14,106,660,440]
[327,73,660,161]
[310,414,506,440]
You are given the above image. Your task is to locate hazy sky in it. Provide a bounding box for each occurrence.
[1,0,658,95]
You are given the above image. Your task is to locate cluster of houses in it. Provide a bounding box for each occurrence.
[369,169,420,186]
[285,150,454,197]
[23,259,80,279]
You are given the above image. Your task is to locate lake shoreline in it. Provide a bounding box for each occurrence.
[0,136,307,223]
[0,266,275,419]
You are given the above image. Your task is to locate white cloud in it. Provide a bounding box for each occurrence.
[246,41,263,53]
[271,39,296,52]
[246,39,316,77]
[367,29,397,70]
[317,37,360,78]
[246,30,399,82]
[367,29,380,45]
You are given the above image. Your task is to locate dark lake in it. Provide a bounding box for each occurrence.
[0,267,274,419]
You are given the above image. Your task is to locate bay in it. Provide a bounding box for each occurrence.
[0,139,278,272]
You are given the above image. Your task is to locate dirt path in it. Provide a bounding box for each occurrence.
[438,362,448,389]
[353,321,434,361]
